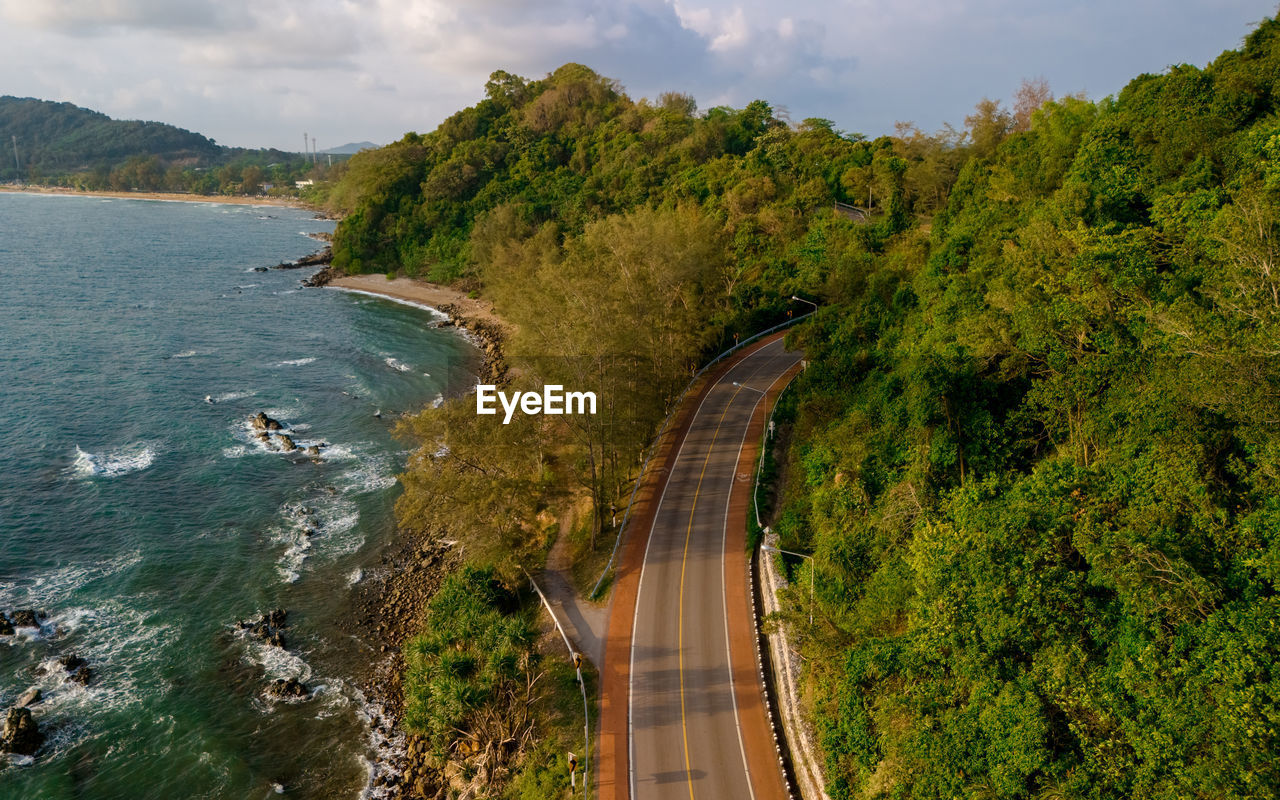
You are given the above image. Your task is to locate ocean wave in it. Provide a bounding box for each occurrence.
[171,349,207,359]
[346,568,363,586]
[71,443,158,478]
[327,287,450,321]
[336,451,397,495]
[7,599,179,763]
[211,390,257,403]
[355,688,407,800]
[275,357,317,367]
[383,357,411,373]
[271,495,361,583]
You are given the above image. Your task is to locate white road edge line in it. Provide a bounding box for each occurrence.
[721,349,801,800]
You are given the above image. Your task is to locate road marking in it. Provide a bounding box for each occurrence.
[677,380,747,800]
[720,355,803,800]
[628,358,725,800]
[626,337,785,800]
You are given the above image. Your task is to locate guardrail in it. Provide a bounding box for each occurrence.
[587,310,816,599]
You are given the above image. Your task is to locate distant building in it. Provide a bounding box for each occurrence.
[295,179,314,189]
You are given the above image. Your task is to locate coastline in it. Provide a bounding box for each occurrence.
[323,272,511,797]
[323,274,509,386]
[0,184,314,210]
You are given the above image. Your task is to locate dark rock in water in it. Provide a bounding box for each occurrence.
[272,247,331,270]
[252,266,269,273]
[301,266,341,288]
[16,688,41,707]
[239,610,288,649]
[264,678,310,701]
[9,610,39,628]
[250,412,283,432]
[0,707,42,755]
[58,654,92,685]
[0,616,12,636]
[278,435,296,452]
[304,445,321,457]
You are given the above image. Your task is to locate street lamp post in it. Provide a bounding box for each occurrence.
[761,542,814,627]
[790,295,818,312]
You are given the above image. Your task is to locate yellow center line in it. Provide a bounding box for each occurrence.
[678,379,747,800]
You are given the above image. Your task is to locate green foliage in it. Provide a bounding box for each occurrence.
[780,15,1280,799]
[0,95,333,194]
[403,567,540,785]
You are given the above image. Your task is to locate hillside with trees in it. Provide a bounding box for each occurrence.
[777,16,1280,799]
[327,14,1280,799]
[0,96,330,195]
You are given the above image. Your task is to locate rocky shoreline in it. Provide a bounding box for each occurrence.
[341,525,458,798]
[302,270,511,798]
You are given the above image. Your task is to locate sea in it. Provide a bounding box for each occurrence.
[0,192,477,798]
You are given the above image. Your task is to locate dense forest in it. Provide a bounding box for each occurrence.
[0,96,330,194]
[778,17,1280,799]
[326,14,1280,800]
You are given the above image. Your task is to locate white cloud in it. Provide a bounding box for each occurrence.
[0,0,1274,150]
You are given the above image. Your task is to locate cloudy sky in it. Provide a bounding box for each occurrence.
[1,0,1275,151]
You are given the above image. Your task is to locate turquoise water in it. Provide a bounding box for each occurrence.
[0,193,475,797]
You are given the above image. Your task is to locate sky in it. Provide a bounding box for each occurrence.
[0,0,1275,151]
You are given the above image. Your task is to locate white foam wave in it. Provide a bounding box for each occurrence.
[326,286,450,321]
[271,495,361,583]
[212,390,257,403]
[383,357,411,373]
[337,451,397,495]
[172,349,202,359]
[6,599,179,763]
[346,568,363,586]
[276,357,317,367]
[355,689,407,800]
[71,443,158,478]
[243,636,312,683]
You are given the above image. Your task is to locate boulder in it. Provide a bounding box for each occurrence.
[278,435,296,452]
[251,412,283,432]
[0,707,42,756]
[58,654,92,685]
[304,445,321,457]
[0,616,12,636]
[264,678,310,701]
[16,688,41,708]
[238,610,288,648]
[9,610,39,628]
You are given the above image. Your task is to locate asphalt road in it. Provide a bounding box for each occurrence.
[628,336,801,800]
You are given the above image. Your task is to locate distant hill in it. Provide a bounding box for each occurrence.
[0,96,223,181]
[321,141,378,155]
[0,96,345,195]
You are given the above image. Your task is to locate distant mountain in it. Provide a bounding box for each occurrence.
[0,96,223,180]
[320,141,379,155]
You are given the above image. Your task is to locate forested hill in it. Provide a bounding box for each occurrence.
[0,96,220,179]
[781,15,1280,799]
[325,61,975,309]
[328,15,1280,800]
[1,96,324,194]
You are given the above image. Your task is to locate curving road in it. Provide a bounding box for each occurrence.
[611,335,801,800]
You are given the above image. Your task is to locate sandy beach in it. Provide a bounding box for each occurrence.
[326,274,506,329]
[0,184,312,209]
